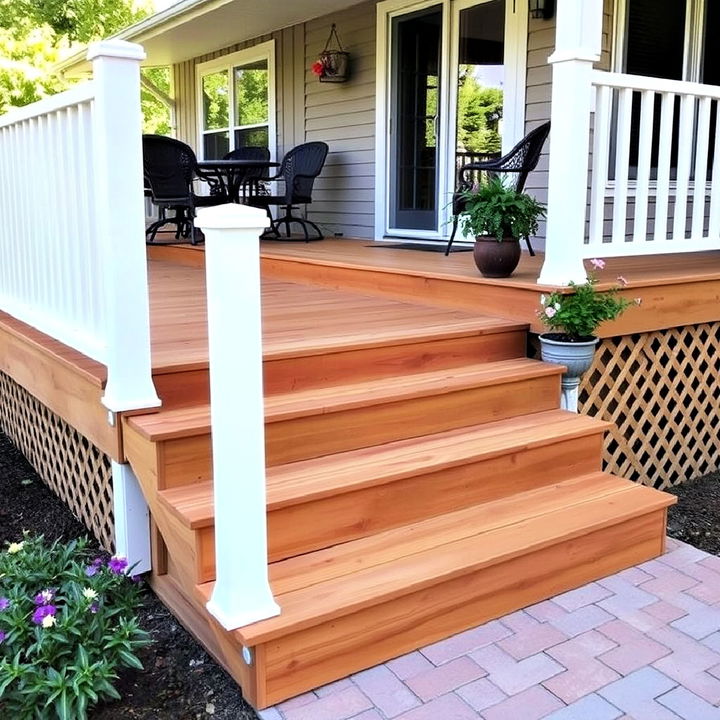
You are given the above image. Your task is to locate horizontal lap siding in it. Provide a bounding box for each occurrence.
[304,1,377,239]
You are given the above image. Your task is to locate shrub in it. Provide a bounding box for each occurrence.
[0,535,150,719]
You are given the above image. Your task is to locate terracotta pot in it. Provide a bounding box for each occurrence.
[472,236,521,278]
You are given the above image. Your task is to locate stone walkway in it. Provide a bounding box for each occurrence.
[259,539,720,720]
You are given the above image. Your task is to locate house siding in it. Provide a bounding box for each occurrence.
[170,0,617,242]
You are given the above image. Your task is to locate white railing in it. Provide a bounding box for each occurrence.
[0,41,159,413]
[197,204,280,630]
[587,71,720,258]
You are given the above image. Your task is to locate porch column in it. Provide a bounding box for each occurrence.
[198,204,281,631]
[537,0,604,285]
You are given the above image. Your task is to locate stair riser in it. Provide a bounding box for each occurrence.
[263,332,527,394]
[255,509,667,707]
[191,432,605,581]
[266,374,561,465]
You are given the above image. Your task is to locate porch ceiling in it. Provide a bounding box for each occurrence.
[57,0,369,76]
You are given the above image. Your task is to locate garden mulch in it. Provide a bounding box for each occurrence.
[0,431,258,720]
[2,426,720,719]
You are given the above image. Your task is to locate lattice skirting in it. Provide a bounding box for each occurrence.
[579,322,720,490]
[0,372,114,550]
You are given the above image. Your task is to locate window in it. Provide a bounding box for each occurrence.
[615,0,717,179]
[197,42,275,159]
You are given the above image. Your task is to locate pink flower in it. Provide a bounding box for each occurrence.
[545,306,557,319]
[311,60,325,77]
[590,258,606,270]
[617,275,628,286]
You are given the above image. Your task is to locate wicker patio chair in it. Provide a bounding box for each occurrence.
[223,146,271,200]
[142,135,225,244]
[446,121,551,256]
[248,141,329,241]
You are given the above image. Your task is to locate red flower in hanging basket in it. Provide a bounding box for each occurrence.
[311,60,326,77]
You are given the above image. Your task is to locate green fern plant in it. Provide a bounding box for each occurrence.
[457,176,545,242]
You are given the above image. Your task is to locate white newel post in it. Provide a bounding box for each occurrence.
[537,0,604,285]
[88,40,160,413]
[198,204,281,630]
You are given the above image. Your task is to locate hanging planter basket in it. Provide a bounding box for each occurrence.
[314,24,350,83]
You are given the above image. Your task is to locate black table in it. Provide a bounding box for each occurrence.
[196,159,280,203]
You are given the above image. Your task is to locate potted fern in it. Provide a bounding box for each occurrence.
[456,177,545,278]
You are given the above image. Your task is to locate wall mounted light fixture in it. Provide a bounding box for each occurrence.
[529,0,555,20]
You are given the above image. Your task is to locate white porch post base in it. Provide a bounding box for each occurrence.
[111,460,152,574]
[198,204,280,631]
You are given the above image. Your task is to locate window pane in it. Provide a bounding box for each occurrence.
[202,71,229,131]
[203,131,230,159]
[456,0,504,173]
[625,0,685,80]
[234,127,269,148]
[234,61,269,127]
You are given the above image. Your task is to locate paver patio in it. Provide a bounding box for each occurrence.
[259,538,720,720]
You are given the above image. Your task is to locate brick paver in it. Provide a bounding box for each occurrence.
[265,539,720,719]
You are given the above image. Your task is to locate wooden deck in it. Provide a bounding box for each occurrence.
[148,239,720,337]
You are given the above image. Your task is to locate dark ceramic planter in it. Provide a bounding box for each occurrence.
[472,236,521,278]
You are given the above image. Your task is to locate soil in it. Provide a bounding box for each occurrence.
[3,427,720,719]
[0,431,258,720]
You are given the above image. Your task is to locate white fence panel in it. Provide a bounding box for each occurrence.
[587,70,720,258]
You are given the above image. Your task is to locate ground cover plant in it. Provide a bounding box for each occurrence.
[0,432,257,719]
[0,536,150,719]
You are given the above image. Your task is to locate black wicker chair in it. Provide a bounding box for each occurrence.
[142,135,225,244]
[248,142,329,241]
[445,121,551,256]
[223,146,271,201]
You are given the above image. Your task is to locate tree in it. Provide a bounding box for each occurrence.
[141,66,172,135]
[0,0,154,116]
[457,66,503,155]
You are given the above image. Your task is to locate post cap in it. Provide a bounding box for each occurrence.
[87,40,146,63]
[196,203,268,230]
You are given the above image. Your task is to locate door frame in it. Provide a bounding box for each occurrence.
[374,0,528,240]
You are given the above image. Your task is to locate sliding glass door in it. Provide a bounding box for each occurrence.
[379,0,526,240]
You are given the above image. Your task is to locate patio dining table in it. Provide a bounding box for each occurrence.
[196,159,279,204]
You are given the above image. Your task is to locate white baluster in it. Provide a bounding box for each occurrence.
[654,92,674,243]
[691,96,711,239]
[633,89,655,245]
[588,83,611,248]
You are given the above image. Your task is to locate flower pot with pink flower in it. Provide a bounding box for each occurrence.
[538,258,637,411]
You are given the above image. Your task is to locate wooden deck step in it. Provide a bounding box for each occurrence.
[127,358,563,474]
[197,473,674,705]
[158,409,611,574]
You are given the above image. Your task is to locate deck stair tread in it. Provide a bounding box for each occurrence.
[159,409,611,528]
[197,472,674,645]
[128,358,563,441]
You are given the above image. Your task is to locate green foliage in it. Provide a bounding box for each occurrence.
[141,66,171,135]
[456,68,503,155]
[202,71,229,130]
[538,264,636,340]
[234,67,268,126]
[457,177,545,242]
[0,535,150,720]
[0,0,151,44]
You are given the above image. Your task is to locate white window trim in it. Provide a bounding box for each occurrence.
[374,0,527,241]
[195,40,277,161]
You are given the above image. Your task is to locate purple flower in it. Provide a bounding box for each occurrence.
[85,565,99,577]
[89,602,99,614]
[0,630,5,643]
[32,604,57,626]
[0,597,10,611]
[108,556,128,575]
[33,589,55,606]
